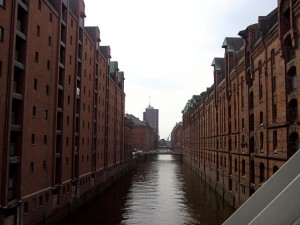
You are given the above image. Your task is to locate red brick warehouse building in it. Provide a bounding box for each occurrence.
[127,114,156,152]
[174,0,300,208]
[0,0,131,224]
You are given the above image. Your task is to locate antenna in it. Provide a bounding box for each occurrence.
[149,96,151,107]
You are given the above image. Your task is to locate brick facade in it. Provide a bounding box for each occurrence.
[177,0,300,208]
[0,1,132,224]
[127,114,156,152]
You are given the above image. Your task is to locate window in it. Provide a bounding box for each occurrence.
[70,35,73,45]
[38,0,41,10]
[242,160,245,176]
[0,61,2,77]
[36,25,40,36]
[260,163,265,183]
[71,19,73,27]
[49,13,52,22]
[39,196,43,206]
[260,111,263,125]
[234,158,237,172]
[47,60,50,70]
[34,79,37,90]
[43,161,47,169]
[68,95,70,105]
[31,134,35,145]
[260,132,264,151]
[69,55,72,65]
[291,73,297,90]
[46,85,49,95]
[68,75,71,84]
[66,137,69,145]
[273,165,279,174]
[45,110,48,120]
[35,52,39,63]
[45,193,49,203]
[271,49,275,67]
[44,135,47,144]
[24,202,28,214]
[273,104,277,122]
[273,131,278,151]
[32,106,36,117]
[30,162,34,173]
[0,26,3,42]
[272,75,276,91]
[48,36,51,46]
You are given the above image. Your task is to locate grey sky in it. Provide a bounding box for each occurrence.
[84,0,277,139]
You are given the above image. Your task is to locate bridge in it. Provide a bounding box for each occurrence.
[140,149,182,155]
[134,149,183,161]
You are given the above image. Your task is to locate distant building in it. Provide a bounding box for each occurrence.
[143,105,159,147]
[127,114,156,152]
[143,105,159,132]
[171,122,183,151]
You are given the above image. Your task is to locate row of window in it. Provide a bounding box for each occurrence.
[31,134,48,145]
[29,160,47,173]
[24,192,49,215]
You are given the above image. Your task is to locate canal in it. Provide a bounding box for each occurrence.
[58,155,234,225]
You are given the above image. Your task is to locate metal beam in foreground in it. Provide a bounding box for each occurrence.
[223,149,300,225]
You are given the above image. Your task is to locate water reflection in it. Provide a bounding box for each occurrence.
[58,155,233,225]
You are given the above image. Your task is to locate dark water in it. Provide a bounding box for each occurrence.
[59,155,233,225]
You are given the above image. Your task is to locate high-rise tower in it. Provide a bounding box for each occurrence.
[143,105,159,138]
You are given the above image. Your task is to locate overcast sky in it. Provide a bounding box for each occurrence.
[84,0,277,139]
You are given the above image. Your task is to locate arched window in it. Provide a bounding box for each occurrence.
[288,132,299,158]
[288,66,297,91]
[288,99,298,124]
[273,165,279,174]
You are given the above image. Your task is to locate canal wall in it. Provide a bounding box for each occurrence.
[183,156,236,210]
[38,161,137,225]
